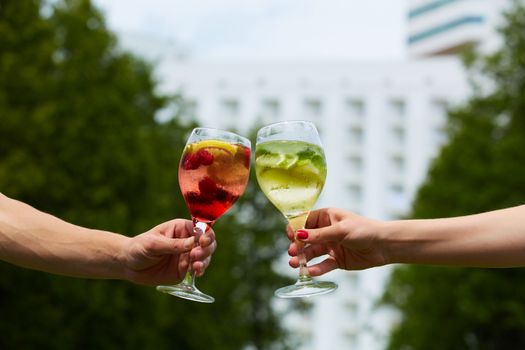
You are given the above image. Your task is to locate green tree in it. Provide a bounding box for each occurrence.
[382,1,525,349]
[0,0,294,349]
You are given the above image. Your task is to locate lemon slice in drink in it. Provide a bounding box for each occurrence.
[191,139,237,154]
[195,142,248,185]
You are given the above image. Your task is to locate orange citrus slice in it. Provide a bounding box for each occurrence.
[191,140,237,154]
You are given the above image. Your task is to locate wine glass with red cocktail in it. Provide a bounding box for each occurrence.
[156,127,251,303]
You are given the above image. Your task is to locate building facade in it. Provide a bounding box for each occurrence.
[155,59,469,349]
[408,0,506,57]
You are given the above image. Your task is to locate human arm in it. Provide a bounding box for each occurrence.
[384,205,525,267]
[287,205,525,276]
[0,193,216,285]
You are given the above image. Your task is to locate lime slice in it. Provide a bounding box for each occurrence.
[256,153,298,169]
[295,159,324,176]
[256,154,278,168]
[191,140,237,154]
[279,154,299,168]
[259,168,304,188]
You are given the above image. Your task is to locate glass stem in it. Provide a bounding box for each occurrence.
[296,240,312,281]
[182,221,207,287]
[288,213,312,282]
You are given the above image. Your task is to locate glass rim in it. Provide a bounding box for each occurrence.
[257,120,316,131]
[256,120,322,146]
[191,127,251,146]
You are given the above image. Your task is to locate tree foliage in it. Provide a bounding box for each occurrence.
[0,0,295,348]
[383,1,525,349]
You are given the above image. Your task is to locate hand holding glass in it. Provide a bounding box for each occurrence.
[157,128,251,303]
[255,121,337,298]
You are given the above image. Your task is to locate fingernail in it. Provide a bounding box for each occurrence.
[184,237,195,249]
[296,230,308,240]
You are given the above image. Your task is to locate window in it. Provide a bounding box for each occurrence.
[391,126,405,146]
[303,98,322,119]
[408,16,484,44]
[387,183,407,213]
[345,99,365,120]
[388,99,406,123]
[390,183,404,196]
[391,155,405,173]
[348,156,363,175]
[348,184,363,204]
[349,126,364,146]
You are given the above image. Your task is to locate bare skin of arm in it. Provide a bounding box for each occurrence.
[0,193,216,285]
[287,206,525,276]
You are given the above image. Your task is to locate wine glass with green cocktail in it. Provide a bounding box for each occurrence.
[255,120,337,298]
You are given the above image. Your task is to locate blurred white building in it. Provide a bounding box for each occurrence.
[121,0,509,349]
[157,58,467,350]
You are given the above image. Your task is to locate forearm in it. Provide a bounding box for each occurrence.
[0,193,128,279]
[383,205,525,267]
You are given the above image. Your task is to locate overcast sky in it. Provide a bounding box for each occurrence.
[93,0,408,62]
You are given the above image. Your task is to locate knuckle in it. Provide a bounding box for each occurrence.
[142,237,157,251]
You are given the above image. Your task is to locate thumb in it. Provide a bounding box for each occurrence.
[296,225,345,244]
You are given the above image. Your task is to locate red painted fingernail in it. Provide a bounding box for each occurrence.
[297,230,308,240]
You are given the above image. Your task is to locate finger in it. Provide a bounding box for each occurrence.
[193,255,212,277]
[287,241,314,257]
[304,244,329,260]
[176,252,191,277]
[288,242,298,256]
[199,229,216,247]
[286,225,295,241]
[289,256,300,268]
[192,261,205,276]
[190,240,217,261]
[288,244,330,267]
[288,243,328,259]
[296,224,345,245]
[305,208,325,229]
[306,207,347,229]
[149,236,195,255]
[307,258,339,277]
[174,219,193,239]
[154,219,193,239]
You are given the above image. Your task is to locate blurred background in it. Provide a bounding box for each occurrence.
[2,0,525,349]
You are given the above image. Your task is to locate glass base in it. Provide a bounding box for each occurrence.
[156,283,215,303]
[275,277,338,299]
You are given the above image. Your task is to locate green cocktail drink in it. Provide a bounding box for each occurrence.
[255,140,326,219]
[255,120,337,299]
